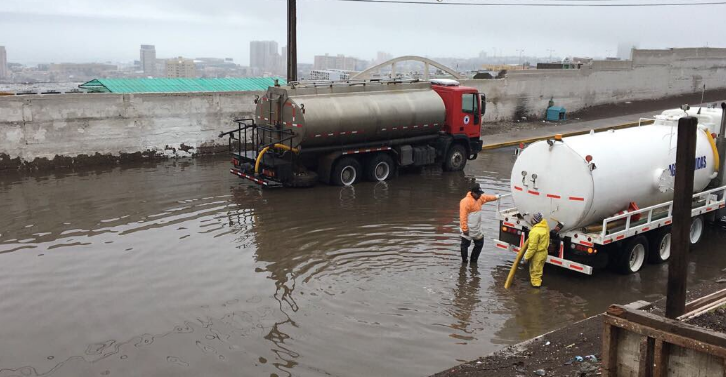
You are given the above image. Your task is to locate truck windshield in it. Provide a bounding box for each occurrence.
[462,93,478,114]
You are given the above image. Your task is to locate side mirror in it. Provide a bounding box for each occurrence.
[480,94,487,115]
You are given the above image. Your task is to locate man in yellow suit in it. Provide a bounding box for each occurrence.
[521,213,549,287]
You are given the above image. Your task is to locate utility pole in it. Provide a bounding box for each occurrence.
[665,115,698,319]
[287,0,297,82]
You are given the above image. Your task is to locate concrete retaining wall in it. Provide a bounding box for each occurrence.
[1,47,725,167]
[464,47,726,122]
[0,91,259,167]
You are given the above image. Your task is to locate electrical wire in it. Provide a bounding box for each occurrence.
[319,0,726,6]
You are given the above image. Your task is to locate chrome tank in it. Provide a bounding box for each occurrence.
[255,82,446,149]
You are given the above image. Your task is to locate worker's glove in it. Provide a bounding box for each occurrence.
[463,230,469,236]
[521,258,528,265]
[495,194,501,200]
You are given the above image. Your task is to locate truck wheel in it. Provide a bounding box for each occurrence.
[365,153,395,182]
[618,236,648,274]
[648,229,671,264]
[285,171,319,188]
[332,157,361,186]
[443,144,467,172]
[690,215,704,246]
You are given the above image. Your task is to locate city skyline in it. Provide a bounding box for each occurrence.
[3,0,726,66]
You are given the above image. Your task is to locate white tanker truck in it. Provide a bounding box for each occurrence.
[495,104,726,275]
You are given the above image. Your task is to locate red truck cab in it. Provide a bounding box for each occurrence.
[431,80,485,161]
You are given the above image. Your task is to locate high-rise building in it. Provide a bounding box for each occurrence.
[375,51,392,65]
[314,54,367,71]
[250,41,280,74]
[0,46,7,79]
[165,57,196,78]
[140,45,156,76]
[617,42,638,60]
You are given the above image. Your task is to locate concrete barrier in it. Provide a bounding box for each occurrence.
[465,47,726,122]
[0,91,260,168]
[1,47,725,168]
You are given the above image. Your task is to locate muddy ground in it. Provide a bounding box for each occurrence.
[686,306,726,333]
[433,273,726,377]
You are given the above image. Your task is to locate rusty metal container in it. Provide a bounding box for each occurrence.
[255,82,446,149]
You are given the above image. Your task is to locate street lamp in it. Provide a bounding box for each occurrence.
[517,49,524,69]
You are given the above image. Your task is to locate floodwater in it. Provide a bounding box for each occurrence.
[2,150,726,377]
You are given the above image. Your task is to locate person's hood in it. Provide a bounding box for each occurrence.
[532,219,549,230]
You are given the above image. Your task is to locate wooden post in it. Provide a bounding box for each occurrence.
[666,116,698,319]
[286,0,297,82]
[602,323,619,377]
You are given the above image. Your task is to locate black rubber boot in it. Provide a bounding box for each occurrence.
[460,237,471,263]
[470,238,484,264]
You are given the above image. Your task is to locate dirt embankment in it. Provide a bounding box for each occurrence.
[433,273,726,377]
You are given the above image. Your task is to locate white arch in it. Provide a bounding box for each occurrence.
[351,55,463,80]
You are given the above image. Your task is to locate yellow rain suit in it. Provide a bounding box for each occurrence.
[522,219,550,287]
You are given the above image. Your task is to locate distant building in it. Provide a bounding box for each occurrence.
[140,45,156,76]
[49,63,117,75]
[250,41,281,74]
[308,69,351,81]
[0,46,7,79]
[617,42,638,60]
[165,57,196,78]
[314,54,367,71]
[375,51,392,65]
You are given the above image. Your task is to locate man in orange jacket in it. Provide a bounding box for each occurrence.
[459,183,499,264]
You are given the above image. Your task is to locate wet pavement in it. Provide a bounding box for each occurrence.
[2,151,726,377]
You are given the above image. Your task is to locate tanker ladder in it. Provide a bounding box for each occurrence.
[494,184,726,275]
[219,118,302,188]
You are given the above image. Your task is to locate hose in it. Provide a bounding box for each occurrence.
[704,128,720,173]
[504,240,528,289]
[254,144,300,174]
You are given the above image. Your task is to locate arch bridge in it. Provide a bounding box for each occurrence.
[350,55,463,80]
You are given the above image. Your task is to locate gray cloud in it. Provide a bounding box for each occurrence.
[1,0,725,64]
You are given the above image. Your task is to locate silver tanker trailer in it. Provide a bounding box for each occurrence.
[220,79,486,187]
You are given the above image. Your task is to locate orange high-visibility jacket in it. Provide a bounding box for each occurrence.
[459,192,498,236]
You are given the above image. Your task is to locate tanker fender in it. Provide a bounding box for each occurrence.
[440,134,473,158]
[317,151,343,185]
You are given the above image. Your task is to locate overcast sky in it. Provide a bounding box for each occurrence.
[1,0,725,65]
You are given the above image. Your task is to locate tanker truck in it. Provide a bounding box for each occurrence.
[219,79,485,187]
[495,104,726,275]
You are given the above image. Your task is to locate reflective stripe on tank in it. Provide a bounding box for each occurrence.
[342,146,392,156]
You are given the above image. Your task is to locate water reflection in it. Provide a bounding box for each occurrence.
[449,265,482,342]
[2,153,726,377]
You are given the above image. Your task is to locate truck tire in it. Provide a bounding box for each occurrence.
[331,156,361,186]
[690,215,704,246]
[365,153,395,182]
[647,229,671,264]
[617,236,648,274]
[285,171,319,188]
[443,144,467,172]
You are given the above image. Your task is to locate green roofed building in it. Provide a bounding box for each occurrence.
[78,77,286,94]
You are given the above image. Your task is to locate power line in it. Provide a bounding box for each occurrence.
[320,0,726,6]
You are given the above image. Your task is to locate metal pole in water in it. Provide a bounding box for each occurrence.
[286,0,298,82]
[714,102,726,220]
[666,115,698,319]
